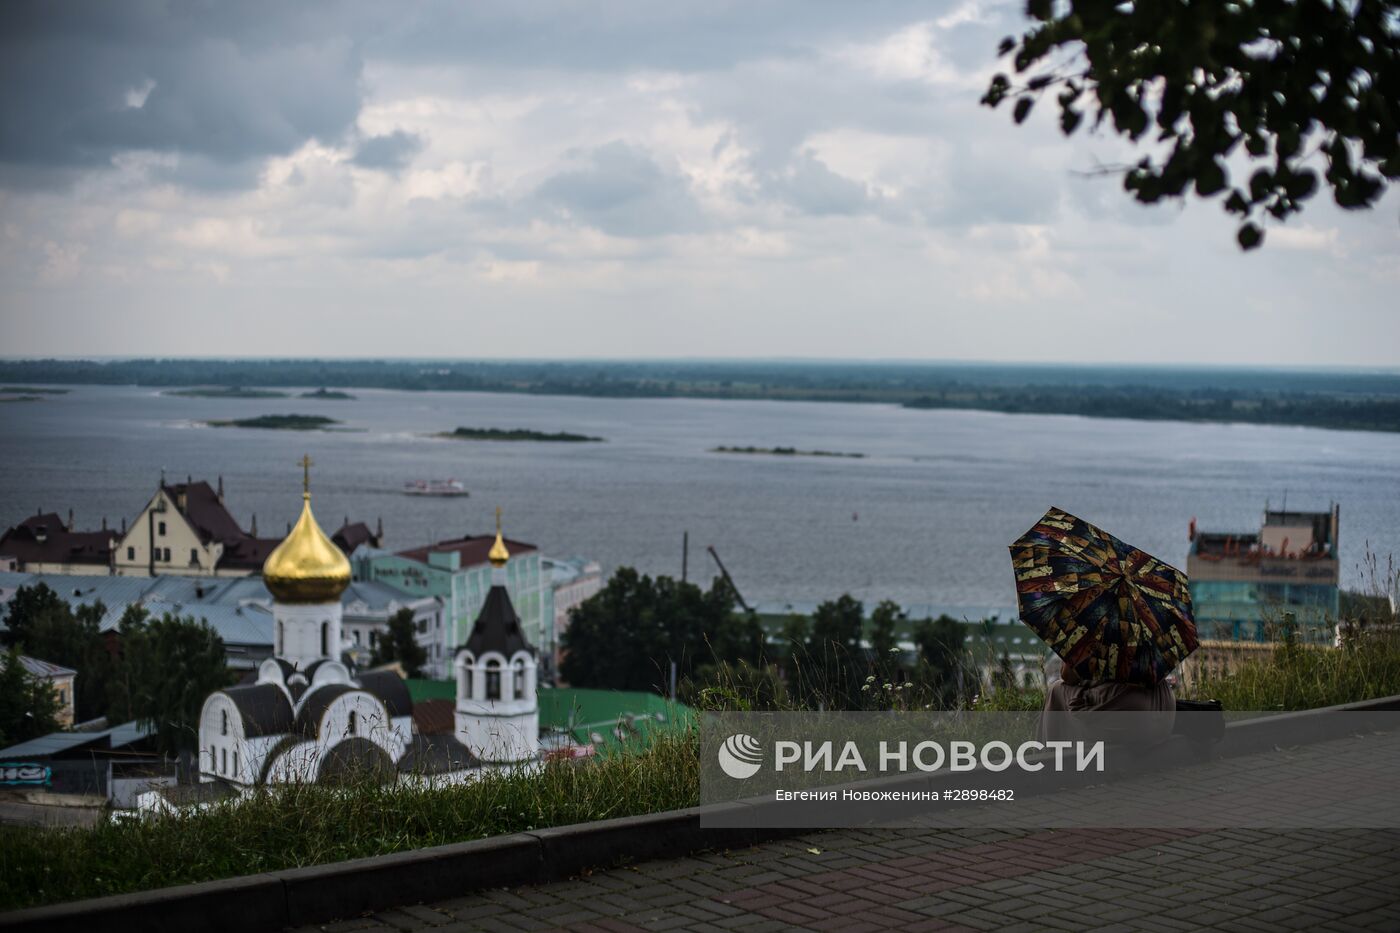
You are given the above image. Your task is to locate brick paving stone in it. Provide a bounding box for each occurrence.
[290,734,1400,933]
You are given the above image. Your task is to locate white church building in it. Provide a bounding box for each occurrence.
[189,463,540,794]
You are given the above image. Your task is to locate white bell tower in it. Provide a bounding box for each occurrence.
[455,509,539,764]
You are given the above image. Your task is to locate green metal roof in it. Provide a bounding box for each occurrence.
[403,680,694,750]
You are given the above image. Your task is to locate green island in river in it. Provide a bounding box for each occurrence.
[713,445,864,458]
[207,414,341,431]
[300,387,355,399]
[437,426,603,442]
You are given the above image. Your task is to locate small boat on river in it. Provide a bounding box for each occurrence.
[403,479,468,497]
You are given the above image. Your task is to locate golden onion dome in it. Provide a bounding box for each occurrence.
[263,491,351,604]
[488,506,510,568]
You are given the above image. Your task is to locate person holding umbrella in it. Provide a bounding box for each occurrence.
[1010,507,1200,745]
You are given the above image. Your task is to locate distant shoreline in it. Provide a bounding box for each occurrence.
[4,360,1399,434]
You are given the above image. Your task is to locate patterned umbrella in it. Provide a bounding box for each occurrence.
[1010,506,1198,686]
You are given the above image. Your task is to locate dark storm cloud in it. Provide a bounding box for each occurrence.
[767,151,873,216]
[371,1,943,73]
[0,0,365,187]
[535,142,704,237]
[351,130,424,173]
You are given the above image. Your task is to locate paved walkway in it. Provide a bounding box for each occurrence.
[291,733,1400,932]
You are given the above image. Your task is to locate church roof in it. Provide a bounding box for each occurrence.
[397,733,479,774]
[356,670,413,718]
[263,493,351,604]
[464,585,535,658]
[223,683,294,737]
[292,683,356,737]
[317,737,396,785]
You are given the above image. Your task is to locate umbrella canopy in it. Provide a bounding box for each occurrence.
[1011,506,1198,686]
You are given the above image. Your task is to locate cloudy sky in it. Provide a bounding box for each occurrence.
[1,1,1395,365]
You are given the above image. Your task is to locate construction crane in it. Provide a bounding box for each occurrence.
[707,545,754,614]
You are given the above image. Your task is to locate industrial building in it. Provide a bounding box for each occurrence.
[1186,504,1341,641]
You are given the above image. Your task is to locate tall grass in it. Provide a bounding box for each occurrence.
[1184,628,1400,711]
[0,730,698,911]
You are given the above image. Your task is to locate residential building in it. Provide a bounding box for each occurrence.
[543,556,604,673]
[0,512,116,574]
[1,475,379,579]
[113,477,285,577]
[15,655,77,726]
[355,530,551,681]
[1187,504,1341,641]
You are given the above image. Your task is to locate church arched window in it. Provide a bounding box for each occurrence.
[348,709,357,736]
[276,621,284,655]
[513,659,526,700]
[221,710,228,736]
[485,660,501,701]
[320,622,328,656]
[463,667,473,699]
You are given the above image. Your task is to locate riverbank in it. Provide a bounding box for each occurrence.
[6,359,1400,433]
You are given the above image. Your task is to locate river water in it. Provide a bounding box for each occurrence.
[2,385,1397,619]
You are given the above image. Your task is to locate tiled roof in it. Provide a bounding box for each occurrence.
[397,535,537,568]
[0,513,114,568]
[464,585,535,658]
[162,481,246,545]
[333,522,379,554]
[410,698,456,735]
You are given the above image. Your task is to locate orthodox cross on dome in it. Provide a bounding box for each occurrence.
[299,454,314,497]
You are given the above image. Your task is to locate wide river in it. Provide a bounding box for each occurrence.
[2,385,1397,619]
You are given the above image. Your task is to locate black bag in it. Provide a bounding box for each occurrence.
[1174,698,1225,744]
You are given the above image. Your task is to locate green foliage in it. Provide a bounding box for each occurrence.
[985,0,1400,249]
[684,661,788,712]
[801,594,867,707]
[560,568,752,693]
[108,609,229,756]
[1186,628,1400,711]
[0,729,698,911]
[0,647,62,747]
[370,609,427,678]
[1,584,113,722]
[867,599,902,660]
[912,614,968,709]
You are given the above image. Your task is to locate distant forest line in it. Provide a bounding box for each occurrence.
[3,358,1399,433]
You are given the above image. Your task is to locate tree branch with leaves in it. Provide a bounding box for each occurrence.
[984,0,1400,249]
